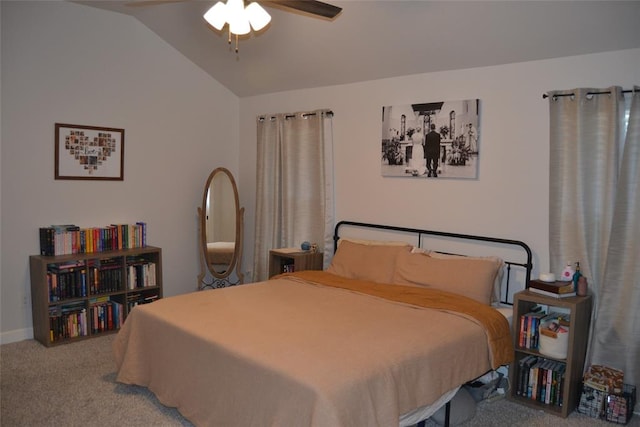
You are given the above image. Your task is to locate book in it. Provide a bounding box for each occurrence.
[530,279,575,294]
[529,287,577,298]
[518,355,538,396]
[519,311,546,349]
[40,227,56,256]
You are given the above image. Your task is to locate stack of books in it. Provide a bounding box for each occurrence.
[529,279,576,298]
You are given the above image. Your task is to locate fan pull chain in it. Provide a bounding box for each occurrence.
[227,30,240,53]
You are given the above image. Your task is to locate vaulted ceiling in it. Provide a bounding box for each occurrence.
[77,1,640,97]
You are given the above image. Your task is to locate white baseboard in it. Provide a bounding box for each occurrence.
[0,327,33,345]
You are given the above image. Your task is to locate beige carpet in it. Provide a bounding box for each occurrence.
[1,335,636,426]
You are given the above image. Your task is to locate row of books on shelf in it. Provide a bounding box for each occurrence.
[48,298,124,342]
[48,302,87,342]
[518,307,570,350]
[529,279,576,298]
[48,261,122,301]
[94,258,124,294]
[516,355,566,407]
[127,259,157,289]
[47,265,87,301]
[127,292,159,310]
[282,263,295,273]
[39,222,147,256]
[47,258,157,301]
[90,298,124,333]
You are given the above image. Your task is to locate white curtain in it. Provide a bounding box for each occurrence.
[548,86,640,385]
[253,109,335,281]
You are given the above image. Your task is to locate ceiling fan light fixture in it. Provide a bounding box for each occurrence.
[229,19,251,36]
[226,0,251,35]
[245,2,271,31]
[203,1,228,31]
[204,0,271,35]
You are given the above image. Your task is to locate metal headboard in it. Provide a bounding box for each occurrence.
[333,220,533,305]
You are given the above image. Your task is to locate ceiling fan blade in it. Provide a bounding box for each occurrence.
[266,1,342,19]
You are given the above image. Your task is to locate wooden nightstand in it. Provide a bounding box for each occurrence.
[508,289,592,417]
[268,249,323,278]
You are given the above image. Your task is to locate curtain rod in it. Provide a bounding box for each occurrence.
[258,110,334,122]
[542,89,636,99]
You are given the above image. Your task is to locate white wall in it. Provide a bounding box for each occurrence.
[1,1,239,342]
[2,0,639,344]
[239,48,640,290]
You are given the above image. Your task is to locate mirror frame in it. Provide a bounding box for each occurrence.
[197,167,244,288]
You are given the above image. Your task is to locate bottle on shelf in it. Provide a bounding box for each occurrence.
[577,276,588,296]
[572,261,582,292]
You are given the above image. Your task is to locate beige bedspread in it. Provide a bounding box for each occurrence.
[113,271,513,427]
[288,270,513,369]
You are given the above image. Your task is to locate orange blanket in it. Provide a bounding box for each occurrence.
[281,270,513,369]
[114,272,514,427]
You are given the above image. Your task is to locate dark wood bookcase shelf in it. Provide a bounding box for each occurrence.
[508,289,592,417]
[29,246,163,347]
[268,249,323,278]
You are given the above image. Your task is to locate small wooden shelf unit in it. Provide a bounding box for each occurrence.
[508,289,592,418]
[29,246,163,347]
[268,249,323,278]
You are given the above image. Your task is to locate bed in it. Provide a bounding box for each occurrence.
[206,241,235,265]
[113,221,533,427]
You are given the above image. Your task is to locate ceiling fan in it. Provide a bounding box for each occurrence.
[126,0,341,19]
[258,1,342,19]
[126,0,342,52]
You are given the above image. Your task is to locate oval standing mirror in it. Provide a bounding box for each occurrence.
[197,167,244,289]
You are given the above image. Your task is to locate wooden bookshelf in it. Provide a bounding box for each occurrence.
[29,246,162,347]
[508,290,592,417]
[268,249,323,278]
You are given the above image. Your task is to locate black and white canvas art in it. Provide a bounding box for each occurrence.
[381,99,480,179]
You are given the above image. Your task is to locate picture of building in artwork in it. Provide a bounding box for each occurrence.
[381,99,480,179]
